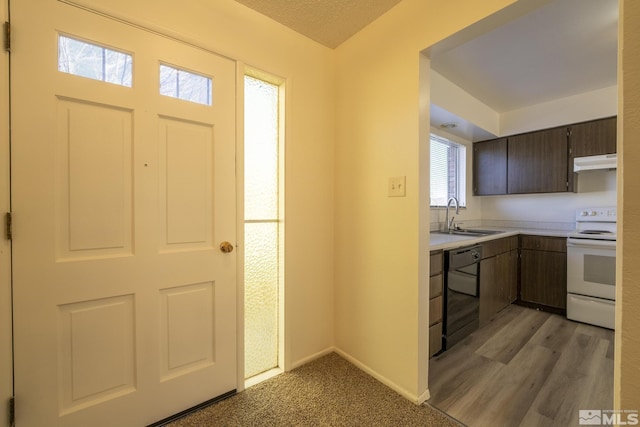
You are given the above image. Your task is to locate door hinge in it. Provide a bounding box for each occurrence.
[3,22,10,52]
[9,396,15,427]
[5,212,12,240]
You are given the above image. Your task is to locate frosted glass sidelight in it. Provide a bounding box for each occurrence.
[244,75,281,380]
[244,222,279,378]
[58,35,132,87]
[244,76,279,221]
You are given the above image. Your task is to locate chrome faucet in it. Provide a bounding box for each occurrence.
[445,196,460,232]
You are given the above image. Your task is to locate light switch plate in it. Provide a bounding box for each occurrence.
[388,176,406,197]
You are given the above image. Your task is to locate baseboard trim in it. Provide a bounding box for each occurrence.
[290,346,336,370]
[333,348,419,404]
[147,390,236,427]
[292,347,426,404]
[245,366,283,388]
[417,388,431,405]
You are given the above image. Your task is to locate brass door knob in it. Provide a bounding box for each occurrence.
[220,241,234,253]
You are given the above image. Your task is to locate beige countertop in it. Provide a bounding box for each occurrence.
[429,227,571,251]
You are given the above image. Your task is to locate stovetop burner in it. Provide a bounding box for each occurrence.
[579,230,613,235]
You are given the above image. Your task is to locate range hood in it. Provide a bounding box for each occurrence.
[574,153,617,172]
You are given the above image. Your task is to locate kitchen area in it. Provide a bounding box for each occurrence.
[427,167,617,425]
[424,0,618,425]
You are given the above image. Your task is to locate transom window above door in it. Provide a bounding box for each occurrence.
[57,35,213,108]
[58,34,133,87]
[159,64,213,106]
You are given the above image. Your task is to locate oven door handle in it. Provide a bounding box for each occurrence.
[567,238,617,249]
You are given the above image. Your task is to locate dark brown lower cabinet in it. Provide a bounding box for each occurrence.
[435,234,566,353]
[507,249,518,305]
[479,237,518,325]
[519,235,567,311]
[429,250,444,357]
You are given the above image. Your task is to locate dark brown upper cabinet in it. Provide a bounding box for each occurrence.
[473,138,507,195]
[472,117,616,196]
[567,116,617,191]
[507,126,568,194]
[569,116,617,158]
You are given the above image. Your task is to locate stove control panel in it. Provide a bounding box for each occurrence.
[576,207,617,222]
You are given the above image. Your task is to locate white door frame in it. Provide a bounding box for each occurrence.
[235,62,247,392]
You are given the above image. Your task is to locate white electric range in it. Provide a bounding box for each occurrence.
[566,207,616,329]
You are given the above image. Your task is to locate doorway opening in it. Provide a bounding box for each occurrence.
[243,71,285,386]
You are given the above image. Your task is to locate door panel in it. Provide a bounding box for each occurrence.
[159,282,216,380]
[58,295,136,415]
[56,98,134,258]
[11,1,237,425]
[159,117,215,251]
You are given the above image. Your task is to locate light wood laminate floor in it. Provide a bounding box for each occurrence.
[428,304,614,427]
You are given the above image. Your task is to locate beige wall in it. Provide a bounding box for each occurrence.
[500,85,618,136]
[72,0,337,370]
[617,0,640,411]
[334,0,517,401]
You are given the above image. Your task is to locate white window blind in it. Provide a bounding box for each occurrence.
[430,135,466,207]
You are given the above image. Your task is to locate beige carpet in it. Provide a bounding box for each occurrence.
[166,352,462,426]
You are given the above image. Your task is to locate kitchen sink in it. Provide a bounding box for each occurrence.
[433,229,504,237]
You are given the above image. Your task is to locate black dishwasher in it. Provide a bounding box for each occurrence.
[442,244,482,351]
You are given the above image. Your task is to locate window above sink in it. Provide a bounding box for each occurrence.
[430,134,467,208]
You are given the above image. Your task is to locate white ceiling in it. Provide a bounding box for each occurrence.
[430,0,618,113]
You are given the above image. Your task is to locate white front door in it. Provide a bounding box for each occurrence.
[11,1,237,425]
